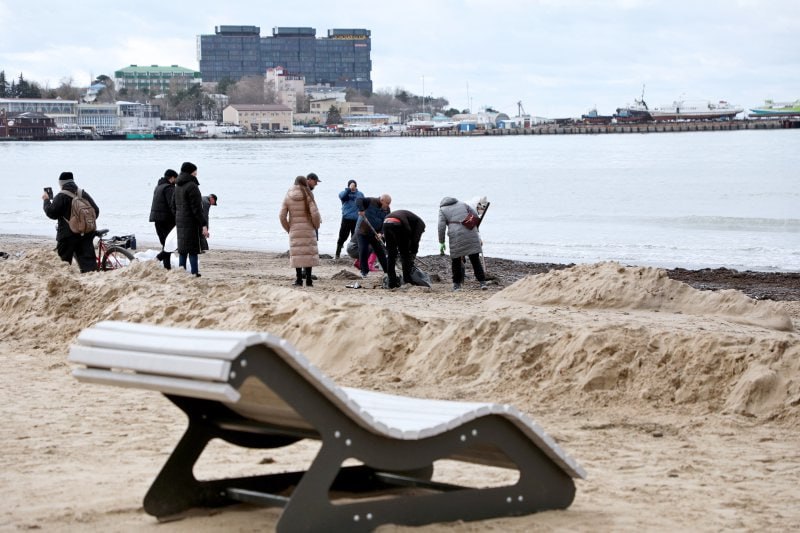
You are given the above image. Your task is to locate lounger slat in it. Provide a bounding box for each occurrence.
[76,328,245,360]
[72,368,241,402]
[92,320,263,345]
[69,345,232,381]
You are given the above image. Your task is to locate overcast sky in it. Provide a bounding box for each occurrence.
[1,0,797,117]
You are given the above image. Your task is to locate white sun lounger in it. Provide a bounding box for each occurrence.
[69,320,586,531]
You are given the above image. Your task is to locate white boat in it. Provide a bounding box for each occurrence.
[648,99,743,121]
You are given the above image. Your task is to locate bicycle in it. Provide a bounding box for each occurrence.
[94,229,135,270]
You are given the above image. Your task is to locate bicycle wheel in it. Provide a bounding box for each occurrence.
[101,245,135,270]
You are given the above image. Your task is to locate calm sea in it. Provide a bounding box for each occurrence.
[2,130,798,271]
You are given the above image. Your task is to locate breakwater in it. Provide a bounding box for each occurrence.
[399,118,798,137]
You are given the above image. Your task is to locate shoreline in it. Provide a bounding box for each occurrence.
[3,233,798,301]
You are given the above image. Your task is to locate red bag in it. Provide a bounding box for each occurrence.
[461,212,479,229]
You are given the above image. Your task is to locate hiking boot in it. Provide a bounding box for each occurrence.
[452,283,462,291]
[293,278,303,286]
[480,281,488,290]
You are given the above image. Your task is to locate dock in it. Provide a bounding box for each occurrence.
[399,118,799,137]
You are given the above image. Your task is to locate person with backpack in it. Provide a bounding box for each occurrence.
[149,169,178,269]
[42,171,100,273]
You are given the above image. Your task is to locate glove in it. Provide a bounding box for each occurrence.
[439,242,446,255]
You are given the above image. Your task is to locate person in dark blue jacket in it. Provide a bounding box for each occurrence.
[335,179,364,259]
[355,194,391,278]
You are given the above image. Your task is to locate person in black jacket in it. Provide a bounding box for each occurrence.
[382,210,426,289]
[149,169,177,269]
[41,171,100,273]
[171,162,208,277]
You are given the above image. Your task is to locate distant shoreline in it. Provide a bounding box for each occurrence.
[1,117,797,142]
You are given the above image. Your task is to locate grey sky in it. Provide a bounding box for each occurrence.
[1,0,797,117]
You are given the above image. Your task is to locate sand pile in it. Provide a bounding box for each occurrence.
[492,261,794,331]
[1,251,797,420]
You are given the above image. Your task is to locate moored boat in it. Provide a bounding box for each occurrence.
[648,99,743,121]
[749,99,800,118]
[581,108,613,125]
[613,99,652,123]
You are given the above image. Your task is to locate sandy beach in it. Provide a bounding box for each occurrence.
[1,234,799,532]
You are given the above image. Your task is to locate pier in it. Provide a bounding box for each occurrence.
[400,118,798,137]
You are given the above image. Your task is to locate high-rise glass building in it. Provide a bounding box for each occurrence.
[198,26,372,93]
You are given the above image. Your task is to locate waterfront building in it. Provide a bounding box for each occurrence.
[77,104,119,130]
[305,85,347,102]
[0,111,55,139]
[222,103,293,132]
[114,65,201,93]
[118,102,161,131]
[198,26,372,93]
[0,98,78,127]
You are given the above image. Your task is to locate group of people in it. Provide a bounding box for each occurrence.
[148,162,217,276]
[42,162,217,277]
[42,164,487,291]
[279,173,488,291]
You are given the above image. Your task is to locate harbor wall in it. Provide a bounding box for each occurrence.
[399,118,797,137]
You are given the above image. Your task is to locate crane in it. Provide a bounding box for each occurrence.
[517,101,526,117]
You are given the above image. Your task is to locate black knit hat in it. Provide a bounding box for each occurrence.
[58,172,74,186]
[181,162,197,173]
[164,169,178,179]
[307,172,320,182]
[347,179,357,187]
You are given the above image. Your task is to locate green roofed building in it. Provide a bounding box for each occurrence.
[114,65,202,93]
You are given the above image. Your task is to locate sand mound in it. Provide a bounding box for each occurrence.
[491,261,793,331]
[1,251,798,421]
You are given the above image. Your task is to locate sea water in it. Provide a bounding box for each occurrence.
[2,129,798,271]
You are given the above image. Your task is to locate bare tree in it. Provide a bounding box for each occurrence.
[228,75,266,104]
[264,79,277,104]
[50,77,81,100]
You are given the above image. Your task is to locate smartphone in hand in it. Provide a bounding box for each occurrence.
[44,187,53,200]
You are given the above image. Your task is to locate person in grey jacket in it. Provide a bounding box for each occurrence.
[438,196,487,291]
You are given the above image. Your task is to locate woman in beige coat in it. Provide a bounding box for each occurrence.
[279,176,322,286]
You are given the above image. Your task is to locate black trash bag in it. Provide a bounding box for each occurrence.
[383,266,432,289]
[410,265,432,288]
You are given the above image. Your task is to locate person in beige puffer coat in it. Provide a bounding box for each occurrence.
[279,176,322,286]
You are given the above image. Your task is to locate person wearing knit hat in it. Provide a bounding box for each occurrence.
[180,162,197,174]
[173,162,207,276]
[42,171,100,273]
[149,169,178,269]
[335,179,364,259]
[58,172,74,186]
